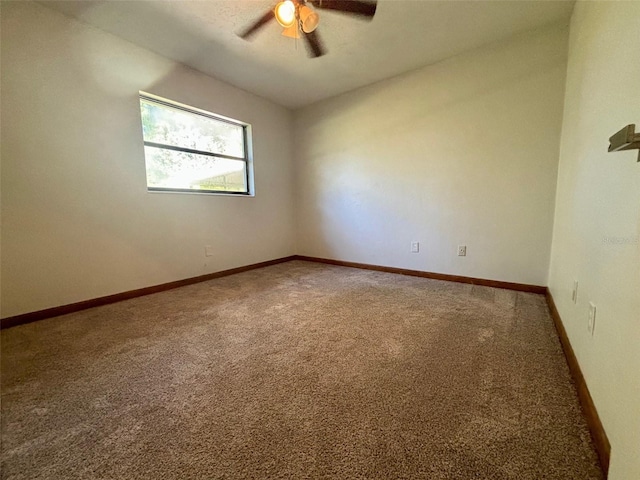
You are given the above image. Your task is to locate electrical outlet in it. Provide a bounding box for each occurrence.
[572,280,579,304]
[457,245,467,256]
[205,245,214,257]
[411,241,419,253]
[588,302,596,336]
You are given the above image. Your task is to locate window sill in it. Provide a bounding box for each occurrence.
[147,189,255,197]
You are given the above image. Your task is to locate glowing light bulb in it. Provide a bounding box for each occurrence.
[275,1,296,28]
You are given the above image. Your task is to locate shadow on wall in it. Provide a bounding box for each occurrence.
[1,1,295,318]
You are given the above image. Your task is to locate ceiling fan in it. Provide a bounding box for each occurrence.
[238,0,378,58]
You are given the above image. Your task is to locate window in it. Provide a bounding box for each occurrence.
[139,93,252,195]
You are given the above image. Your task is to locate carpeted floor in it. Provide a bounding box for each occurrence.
[1,260,602,479]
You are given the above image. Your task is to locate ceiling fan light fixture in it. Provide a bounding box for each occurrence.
[299,5,319,33]
[239,0,378,58]
[275,0,296,28]
[281,24,300,38]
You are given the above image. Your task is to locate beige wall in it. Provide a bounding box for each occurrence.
[294,25,568,286]
[0,1,295,318]
[547,2,640,479]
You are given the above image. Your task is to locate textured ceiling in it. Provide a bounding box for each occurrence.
[40,0,575,109]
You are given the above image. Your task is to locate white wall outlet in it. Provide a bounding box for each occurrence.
[588,302,596,336]
[411,241,419,253]
[205,245,214,257]
[457,245,467,256]
[572,280,579,304]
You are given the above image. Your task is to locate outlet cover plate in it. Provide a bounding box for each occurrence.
[411,241,419,253]
[457,245,467,256]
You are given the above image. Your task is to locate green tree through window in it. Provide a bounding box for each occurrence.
[139,94,251,194]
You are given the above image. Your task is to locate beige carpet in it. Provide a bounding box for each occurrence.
[1,260,602,479]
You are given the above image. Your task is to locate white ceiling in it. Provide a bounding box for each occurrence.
[40,0,575,109]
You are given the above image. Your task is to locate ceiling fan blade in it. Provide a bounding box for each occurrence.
[309,0,377,18]
[238,10,275,40]
[304,30,326,58]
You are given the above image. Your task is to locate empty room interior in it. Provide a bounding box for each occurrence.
[1,0,639,478]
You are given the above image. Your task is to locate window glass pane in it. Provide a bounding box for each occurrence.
[144,146,247,193]
[140,99,245,158]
